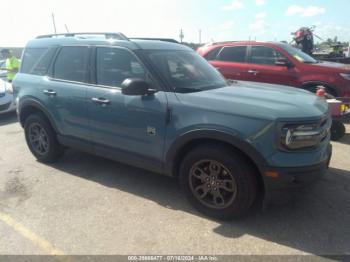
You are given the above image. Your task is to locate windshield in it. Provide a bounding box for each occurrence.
[278,43,318,64]
[146,50,227,93]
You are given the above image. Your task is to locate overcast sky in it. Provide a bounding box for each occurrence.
[1,0,350,46]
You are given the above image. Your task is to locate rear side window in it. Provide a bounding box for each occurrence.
[96,47,146,87]
[31,48,56,75]
[218,46,247,63]
[204,47,221,61]
[250,46,285,65]
[53,47,89,83]
[21,48,47,74]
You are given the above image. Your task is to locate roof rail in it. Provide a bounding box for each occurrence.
[130,37,179,44]
[36,32,129,40]
[207,40,256,46]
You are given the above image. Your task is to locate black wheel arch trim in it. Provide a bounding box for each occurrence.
[164,129,267,176]
[18,98,59,133]
[301,81,338,95]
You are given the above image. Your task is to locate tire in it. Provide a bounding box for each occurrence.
[24,113,64,163]
[179,144,258,220]
[331,120,346,141]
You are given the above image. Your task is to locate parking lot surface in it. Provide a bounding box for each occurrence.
[0,112,349,255]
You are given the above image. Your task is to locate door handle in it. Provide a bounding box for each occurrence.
[43,89,57,96]
[248,69,259,75]
[91,97,110,105]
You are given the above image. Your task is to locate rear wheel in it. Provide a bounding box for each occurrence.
[24,113,64,163]
[179,144,258,220]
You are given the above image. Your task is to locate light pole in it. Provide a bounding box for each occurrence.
[179,29,184,43]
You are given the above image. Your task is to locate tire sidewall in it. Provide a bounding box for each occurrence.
[179,146,257,220]
[24,113,61,162]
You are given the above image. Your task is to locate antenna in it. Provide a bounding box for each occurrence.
[65,24,70,33]
[51,13,57,34]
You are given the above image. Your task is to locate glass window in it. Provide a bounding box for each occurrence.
[277,43,318,64]
[96,47,146,87]
[146,50,226,93]
[204,47,221,61]
[218,46,247,63]
[250,46,285,65]
[53,47,89,82]
[31,48,57,76]
[21,48,47,74]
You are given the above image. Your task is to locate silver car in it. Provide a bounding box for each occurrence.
[0,79,16,114]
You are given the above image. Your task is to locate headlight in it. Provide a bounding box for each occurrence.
[5,82,13,94]
[340,73,350,80]
[279,121,329,150]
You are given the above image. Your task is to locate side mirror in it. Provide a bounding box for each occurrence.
[275,58,293,68]
[121,78,156,96]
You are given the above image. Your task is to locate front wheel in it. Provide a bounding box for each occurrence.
[24,113,64,163]
[179,144,258,220]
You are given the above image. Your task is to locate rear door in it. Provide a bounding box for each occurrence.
[210,45,250,81]
[40,46,91,143]
[245,45,298,86]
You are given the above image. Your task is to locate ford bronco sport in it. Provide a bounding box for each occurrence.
[13,33,332,219]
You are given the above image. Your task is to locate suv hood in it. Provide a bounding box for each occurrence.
[178,81,329,121]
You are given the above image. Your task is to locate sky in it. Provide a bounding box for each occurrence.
[1,0,350,46]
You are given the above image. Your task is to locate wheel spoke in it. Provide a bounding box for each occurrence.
[194,184,211,199]
[212,190,225,207]
[209,161,221,176]
[192,167,209,181]
[218,179,236,192]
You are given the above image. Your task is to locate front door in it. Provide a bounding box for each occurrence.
[245,45,298,86]
[87,47,168,172]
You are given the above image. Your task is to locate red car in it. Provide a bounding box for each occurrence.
[197,41,350,97]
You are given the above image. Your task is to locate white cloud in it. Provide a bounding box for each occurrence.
[250,12,268,35]
[218,21,235,31]
[255,0,266,6]
[286,5,325,17]
[221,0,244,10]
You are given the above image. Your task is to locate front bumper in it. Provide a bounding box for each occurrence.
[262,144,332,191]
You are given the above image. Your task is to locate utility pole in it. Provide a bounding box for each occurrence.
[51,13,57,35]
[179,29,184,43]
[199,29,202,44]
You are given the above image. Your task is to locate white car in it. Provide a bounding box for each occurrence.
[0,79,16,114]
[0,60,7,79]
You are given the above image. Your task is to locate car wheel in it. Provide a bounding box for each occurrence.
[179,144,258,220]
[24,113,63,163]
[331,120,346,141]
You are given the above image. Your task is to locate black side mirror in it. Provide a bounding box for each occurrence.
[121,78,156,96]
[275,58,293,68]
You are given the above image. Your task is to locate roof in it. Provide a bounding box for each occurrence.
[25,33,191,51]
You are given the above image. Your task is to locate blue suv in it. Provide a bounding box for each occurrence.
[13,33,332,219]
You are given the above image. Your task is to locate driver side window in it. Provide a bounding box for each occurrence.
[96,47,146,87]
[250,46,286,65]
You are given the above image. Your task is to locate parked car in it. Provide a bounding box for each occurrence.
[0,78,16,114]
[0,60,7,79]
[14,33,332,219]
[197,41,350,97]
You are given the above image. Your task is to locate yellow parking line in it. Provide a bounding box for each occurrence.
[0,211,65,255]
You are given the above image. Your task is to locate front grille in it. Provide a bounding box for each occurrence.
[0,102,11,111]
[0,92,5,98]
